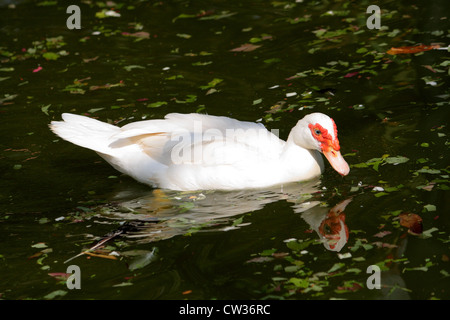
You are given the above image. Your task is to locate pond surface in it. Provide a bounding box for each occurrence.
[0,0,449,300]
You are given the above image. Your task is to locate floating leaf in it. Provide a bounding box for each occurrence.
[387,44,440,55]
[42,52,59,60]
[121,31,150,39]
[253,98,262,105]
[286,239,314,252]
[37,1,57,6]
[415,168,441,174]
[199,11,237,20]
[335,281,363,293]
[328,262,345,273]
[398,213,423,235]
[44,290,67,300]
[176,33,192,39]
[41,104,51,115]
[423,204,436,212]
[246,256,273,263]
[344,71,359,78]
[199,78,223,90]
[373,231,392,238]
[288,277,309,288]
[87,107,105,113]
[384,156,409,164]
[147,101,167,108]
[172,13,197,23]
[230,43,261,52]
[48,273,71,281]
[31,242,48,249]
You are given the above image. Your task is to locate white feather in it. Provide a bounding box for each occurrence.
[50,112,347,191]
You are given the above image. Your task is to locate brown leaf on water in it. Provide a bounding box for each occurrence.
[399,213,423,235]
[84,251,118,260]
[387,44,440,55]
[230,43,261,52]
[121,31,150,39]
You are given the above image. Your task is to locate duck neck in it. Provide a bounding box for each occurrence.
[280,134,324,182]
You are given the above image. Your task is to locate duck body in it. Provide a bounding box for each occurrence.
[50,112,349,191]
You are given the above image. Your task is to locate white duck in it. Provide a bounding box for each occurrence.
[50,112,349,191]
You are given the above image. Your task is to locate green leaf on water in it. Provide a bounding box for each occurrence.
[147,101,167,108]
[172,13,196,23]
[41,104,51,115]
[288,277,309,288]
[286,239,314,252]
[416,167,441,174]
[199,11,237,21]
[32,242,48,249]
[44,290,67,300]
[199,78,223,90]
[176,33,192,39]
[423,204,436,212]
[384,156,409,164]
[42,52,59,60]
[175,95,197,104]
[264,58,282,64]
[421,227,439,239]
[260,248,277,256]
[87,107,104,113]
[328,262,345,273]
[253,98,263,105]
[123,65,145,72]
[37,1,57,6]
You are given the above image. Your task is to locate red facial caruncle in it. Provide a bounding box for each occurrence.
[308,118,340,153]
[308,118,350,177]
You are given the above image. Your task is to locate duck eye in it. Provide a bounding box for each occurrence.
[314,129,321,135]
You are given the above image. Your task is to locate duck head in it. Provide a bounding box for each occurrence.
[291,113,350,176]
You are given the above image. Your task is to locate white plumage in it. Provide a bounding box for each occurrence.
[50,112,349,191]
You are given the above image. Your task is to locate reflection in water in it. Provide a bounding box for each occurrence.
[296,198,351,252]
[97,179,352,252]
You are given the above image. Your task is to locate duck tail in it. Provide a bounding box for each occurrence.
[50,113,120,155]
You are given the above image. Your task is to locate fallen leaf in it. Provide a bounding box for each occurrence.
[344,71,359,78]
[230,43,261,52]
[83,56,99,63]
[121,31,150,39]
[373,231,392,238]
[48,273,71,281]
[245,256,273,263]
[399,213,423,235]
[84,251,118,260]
[387,44,440,55]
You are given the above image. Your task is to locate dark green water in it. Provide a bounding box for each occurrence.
[0,0,449,300]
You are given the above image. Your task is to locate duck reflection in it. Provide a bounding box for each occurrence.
[101,179,352,252]
[295,197,351,252]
